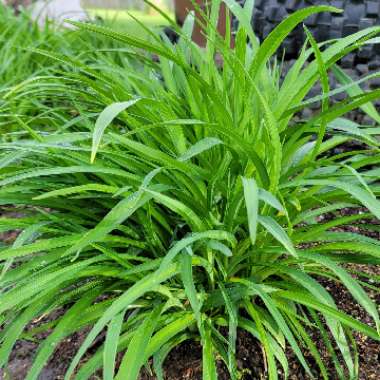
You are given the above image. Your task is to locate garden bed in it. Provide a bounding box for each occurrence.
[3,267,379,380]
[2,212,379,380]
[1,3,380,380]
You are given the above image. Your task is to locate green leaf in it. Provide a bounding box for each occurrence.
[0,166,138,187]
[277,290,380,340]
[223,0,257,43]
[64,168,162,258]
[159,230,236,273]
[180,252,202,327]
[258,189,284,212]
[248,81,282,191]
[203,326,218,380]
[284,309,329,380]
[1,221,47,280]
[91,99,141,163]
[258,216,297,257]
[33,184,117,200]
[144,313,195,358]
[66,21,182,64]
[0,258,101,315]
[249,6,341,78]
[115,306,163,380]
[153,334,190,380]
[304,26,330,161]
[0,234,81,261]
[178,137,222,162]
[328,118,379,147]
[245,281,312,376]
[242,177,259,245]
[244,302,278,380]
[63,265,178,380]
[26,292,98,380]
[103,311,125,380]
[282,268,354,376]
[298,251,380,333]
[144,189,206,231]
[220,283,238,379]
[207,240,232,257]
[332,65,380,124]
[64,191,151,257]
[285,179,380,220]
[0,297,50,368]
[239,316,286,379]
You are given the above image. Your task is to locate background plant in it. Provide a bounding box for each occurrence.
[1,1,380,379]
[0,4,141,135]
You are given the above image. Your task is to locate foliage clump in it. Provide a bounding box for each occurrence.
[1,2,380,379]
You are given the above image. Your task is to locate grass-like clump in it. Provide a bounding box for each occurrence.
[0,1,380,379]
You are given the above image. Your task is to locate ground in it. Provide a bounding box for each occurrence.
[2,271,379,379]
[1,214,379,380]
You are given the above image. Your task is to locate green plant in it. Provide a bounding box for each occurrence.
[0,5,74,87]
[1,1,380,379]
[0,4,133,135]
